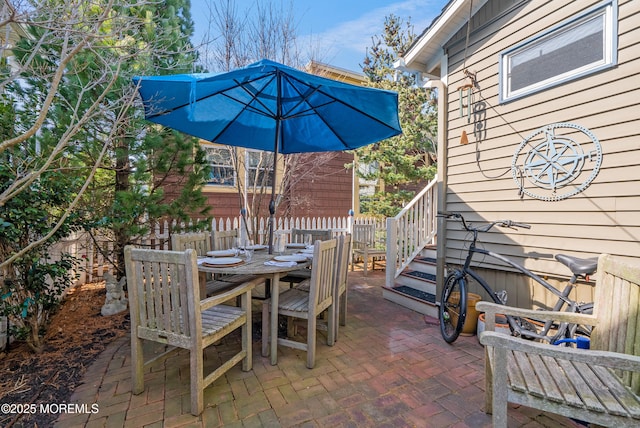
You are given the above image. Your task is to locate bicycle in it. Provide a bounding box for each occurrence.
[438,212,597,344]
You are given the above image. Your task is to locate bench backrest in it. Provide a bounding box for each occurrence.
[592,254,640,392]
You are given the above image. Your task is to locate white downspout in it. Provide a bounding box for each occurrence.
[425,79,448,300]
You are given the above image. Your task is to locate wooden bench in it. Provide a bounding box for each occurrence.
[478,254,640,428]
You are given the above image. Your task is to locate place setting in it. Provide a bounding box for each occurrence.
[264,254,308,267]
[198,257,244,268]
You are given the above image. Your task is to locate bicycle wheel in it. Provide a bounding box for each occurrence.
[552,303,594,343]
[439,272,467,343]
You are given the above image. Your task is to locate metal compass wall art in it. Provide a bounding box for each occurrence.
[511,123,602,201]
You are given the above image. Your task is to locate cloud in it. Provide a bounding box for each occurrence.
[302,0,441,69]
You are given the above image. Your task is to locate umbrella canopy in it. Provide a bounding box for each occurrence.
[133,59,402,251]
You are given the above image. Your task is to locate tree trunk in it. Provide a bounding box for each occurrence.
[114,134,130,281]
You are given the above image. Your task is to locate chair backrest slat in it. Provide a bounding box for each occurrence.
[125,247,199,341]
[353,224,376,246]
[211,229,238,250]
[309,238,338,309]
[335,234,351,294]
[171,232,211,256]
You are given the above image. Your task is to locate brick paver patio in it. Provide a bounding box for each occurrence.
[55,271,581,427]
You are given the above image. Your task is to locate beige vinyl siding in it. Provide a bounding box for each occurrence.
[441,0,640,306]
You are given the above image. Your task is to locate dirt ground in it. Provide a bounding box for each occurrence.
[0,282,129,428]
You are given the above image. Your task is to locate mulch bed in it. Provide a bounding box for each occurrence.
[0,282,129,428]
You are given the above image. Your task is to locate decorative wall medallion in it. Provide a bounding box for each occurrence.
[511,123,602,201]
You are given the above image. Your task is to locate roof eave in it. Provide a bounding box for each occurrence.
[404,0,488,73]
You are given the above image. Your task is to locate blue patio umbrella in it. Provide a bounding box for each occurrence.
[133,59,402,252]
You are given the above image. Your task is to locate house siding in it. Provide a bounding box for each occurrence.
[202,151,354,220]
[441,0,640,307]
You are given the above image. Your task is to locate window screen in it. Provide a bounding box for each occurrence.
[205,146,235,186]
[500,1,617,102]
[246,150,273,187]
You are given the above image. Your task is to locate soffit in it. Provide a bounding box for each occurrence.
[404,0,489,74]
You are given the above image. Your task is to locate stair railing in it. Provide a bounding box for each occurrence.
[386,176,438,287]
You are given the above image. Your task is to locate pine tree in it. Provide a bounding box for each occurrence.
[356,15,437,217]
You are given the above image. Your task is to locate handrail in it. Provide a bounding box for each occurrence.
[386,176,438,287]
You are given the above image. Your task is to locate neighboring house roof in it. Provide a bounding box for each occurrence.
[304,60,365,86]
[403,0,488,76]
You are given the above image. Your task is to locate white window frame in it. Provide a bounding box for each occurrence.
[204,146,236,186]
[499,0,617,103]
[245,149,274,189]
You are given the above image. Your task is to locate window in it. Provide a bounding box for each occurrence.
[500,1,617,103]
[246,150,273,188]
[205,146,235,186]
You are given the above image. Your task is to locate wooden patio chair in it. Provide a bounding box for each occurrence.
[211,228,239,250]
[262,238,338,368]
[171,232,246,296]
[209,229,260,290]
[282,228,332,286]
[351,224,385,276]
[290,228,332,244]
[171,231,211,255]
[124,246,257,416]
[293,233,351,340]
[335,233,351,337]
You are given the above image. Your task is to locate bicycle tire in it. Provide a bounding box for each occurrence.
[551,303,594,344]
[439,272,467,343]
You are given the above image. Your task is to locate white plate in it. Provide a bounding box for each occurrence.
[245,244,268,251]
[286,243,306,249]
[300,248,314,254]
[274,254,307,263]
[201,257,243,265]
[206,249,236,257]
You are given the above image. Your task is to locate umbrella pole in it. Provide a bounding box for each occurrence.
[268,146,278,255]
[268,71,284,255]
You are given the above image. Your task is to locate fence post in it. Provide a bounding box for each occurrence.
[386,217,397,289]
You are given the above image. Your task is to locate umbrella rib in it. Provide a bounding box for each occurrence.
[145,73,278,120]
[282,73,400,148]
[206,74,279,142]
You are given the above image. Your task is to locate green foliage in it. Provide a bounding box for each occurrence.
[0,159,82,353]
[355,14,437,217]
[0,0,211,353]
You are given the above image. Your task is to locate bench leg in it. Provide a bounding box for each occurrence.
[492,346,508,428]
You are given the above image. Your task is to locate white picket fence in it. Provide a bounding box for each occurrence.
[50,215,383,286]
[0,215,380,349]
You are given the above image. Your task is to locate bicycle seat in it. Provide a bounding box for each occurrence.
[555,254,598,276]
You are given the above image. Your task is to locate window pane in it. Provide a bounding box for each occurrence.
[206,147,235,186]
[510,16,604,92]
[246,150,273,187]
[500,2,616,102]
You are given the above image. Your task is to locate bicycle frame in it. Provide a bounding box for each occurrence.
[455,232,584,340]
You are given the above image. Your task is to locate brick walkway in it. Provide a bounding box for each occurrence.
[55,271,580,427]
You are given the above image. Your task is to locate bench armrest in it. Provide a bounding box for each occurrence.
[480,331,640,372]
[476,301,598,328]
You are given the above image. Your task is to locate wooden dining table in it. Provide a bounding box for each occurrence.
[197,250,311,365]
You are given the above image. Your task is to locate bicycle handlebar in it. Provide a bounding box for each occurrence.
[437,211,531,232]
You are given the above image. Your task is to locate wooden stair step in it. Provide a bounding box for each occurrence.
[401,270,436,283]
[391,285,436,304]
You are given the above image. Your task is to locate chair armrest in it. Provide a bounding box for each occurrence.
[476,301,598,328]
[480,331,640,372]
[201,276,262,310]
